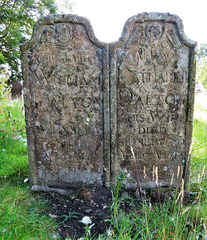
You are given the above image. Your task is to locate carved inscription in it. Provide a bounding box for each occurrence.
[22,13,196,189]
[28,23,103,185]
[115,21,190,187]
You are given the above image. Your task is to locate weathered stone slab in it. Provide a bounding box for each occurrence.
[21,13,196,191]
[110,13,196,189]
[21,15,109,187]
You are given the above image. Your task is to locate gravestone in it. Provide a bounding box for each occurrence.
[21,15,109,188]
[11,81,22,97]
[110,13,197,189]
[21,13,196,191]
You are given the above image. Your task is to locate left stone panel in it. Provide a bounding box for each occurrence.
[21,15,106,188]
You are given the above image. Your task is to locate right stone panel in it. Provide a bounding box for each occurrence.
[110,14,196,189]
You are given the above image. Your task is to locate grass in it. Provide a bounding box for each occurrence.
[0,93,207,239]
[0,97,60,240]
[103,171,206,240]
[0,184,59,240]
[0,98,28,184]
[191,92,207,200]
[0,137,28,184]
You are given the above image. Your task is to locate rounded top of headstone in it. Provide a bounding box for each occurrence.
[20,14,106,51]
[117,12,197,47]
[21,12,196,50]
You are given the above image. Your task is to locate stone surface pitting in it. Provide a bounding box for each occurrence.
[21,15,106,187]
[21,13,196,190]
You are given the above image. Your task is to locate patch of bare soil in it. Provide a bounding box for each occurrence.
[40,187,113,239]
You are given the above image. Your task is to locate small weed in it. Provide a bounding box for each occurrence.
[109,170,133,220]
[60,211,80,223]
[80,216,94,239]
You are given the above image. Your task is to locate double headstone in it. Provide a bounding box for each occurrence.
[21,13,196,191]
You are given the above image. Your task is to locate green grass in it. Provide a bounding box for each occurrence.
[0,98,28,184]
[191,93,207,201]
[0,97,60,240]
[101,170,206,240]
[0,137,28,184]
[0,94,207,240]
[0,184,59,240]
